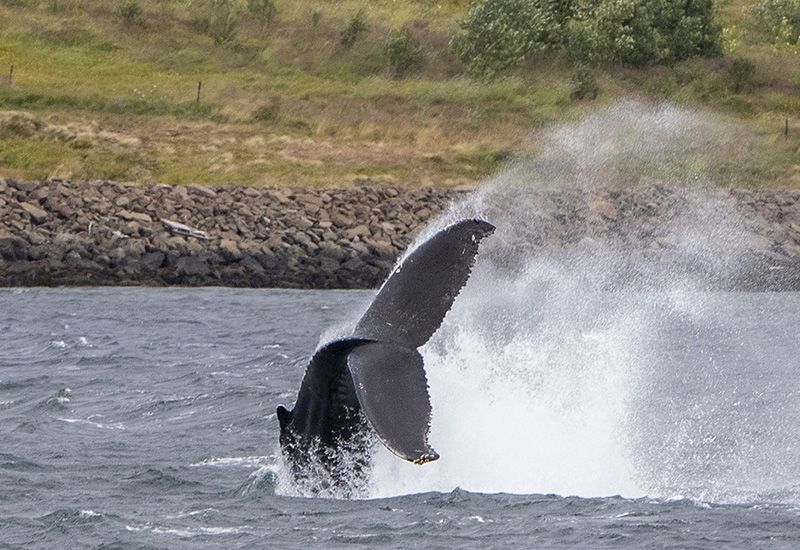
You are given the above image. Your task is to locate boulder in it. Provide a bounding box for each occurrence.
[142,251,166,270]
[219,239,243,262]
[19,202,48,224]
[174,255,211,277]
[118,210,152,224]
[0,236,30,261]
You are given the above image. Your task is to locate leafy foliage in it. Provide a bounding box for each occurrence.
[453,0,722,77]
[567,0,721,67]
[450,0,561,78]
[725,57,757,93]
[384,28,425,76]
[752,0,800,45]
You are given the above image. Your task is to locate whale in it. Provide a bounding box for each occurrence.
[277,218,495,488]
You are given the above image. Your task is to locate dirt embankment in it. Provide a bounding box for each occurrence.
[1,179,800,289]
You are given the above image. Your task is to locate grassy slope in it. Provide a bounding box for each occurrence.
[0,0,797,187]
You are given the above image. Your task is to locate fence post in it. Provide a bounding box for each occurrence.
[8,64,12,86]
[196,81,202,106]
[785,118,789,137]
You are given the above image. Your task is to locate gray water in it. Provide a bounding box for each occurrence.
[1,287,799,549]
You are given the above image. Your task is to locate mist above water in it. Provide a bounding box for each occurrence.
[366,103,799,503]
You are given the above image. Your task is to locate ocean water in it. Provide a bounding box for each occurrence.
[0,287,799,549]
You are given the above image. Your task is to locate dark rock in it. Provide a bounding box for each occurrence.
[219,239,243,262]
[142,251,166,270]
[0,236,30,261]
[174,255,211,277]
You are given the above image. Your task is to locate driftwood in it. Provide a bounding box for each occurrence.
[160,219,209,240]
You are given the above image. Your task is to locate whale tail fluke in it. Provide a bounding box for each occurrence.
[355,218,495,348]
[347,341,438,464]
[278,218,494,477]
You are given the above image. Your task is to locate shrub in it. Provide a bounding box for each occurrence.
[384,28,425,76]
[118,0,143,27]
[725,57,756,93]
[567,0,721,67]
[752,0,800,45]
[451,0,561,79]
[341,10,369,48]
[247,0,278,26]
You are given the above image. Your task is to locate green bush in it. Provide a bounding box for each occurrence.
[384,28,425,76]
[752,0,800,45]
[118,0,144,27]
[341,10,369,48]
[725,57,757,93]
[567,0,721,67]
[451,0,561,79]
[452,0,722,77]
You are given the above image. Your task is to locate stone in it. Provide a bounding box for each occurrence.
[64,250,83,267]
[254,250,279,270]
[19,202,48,223]
[291,232,316,250]
[118,210,152,223]
[123,221,141,236]
[317,242,347,262]
[0,236,30,261]
[368,239,396,260]
[110,247,126,262]
[142,251,166,270]
[331,213,351,228]
[344,225,370,239]
[189,184,217,198]
[9,180,38,193]
[175,255,210,277]
[414,207,431,221]
[219,239,243,262]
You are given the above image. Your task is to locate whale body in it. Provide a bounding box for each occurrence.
[277,218,495,488]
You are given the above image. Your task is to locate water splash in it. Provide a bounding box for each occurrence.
[367,102,798,504]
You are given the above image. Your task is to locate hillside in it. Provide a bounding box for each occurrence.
[0,0,798,187]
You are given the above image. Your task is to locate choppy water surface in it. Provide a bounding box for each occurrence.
[0,288,798,549]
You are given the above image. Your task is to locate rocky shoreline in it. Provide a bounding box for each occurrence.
[0,179,458,288]
[1,179,800,290]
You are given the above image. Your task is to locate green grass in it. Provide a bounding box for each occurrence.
[0,0,797,187]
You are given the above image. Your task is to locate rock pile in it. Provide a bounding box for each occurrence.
[0,179,458,287]
[1,179,799,289]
